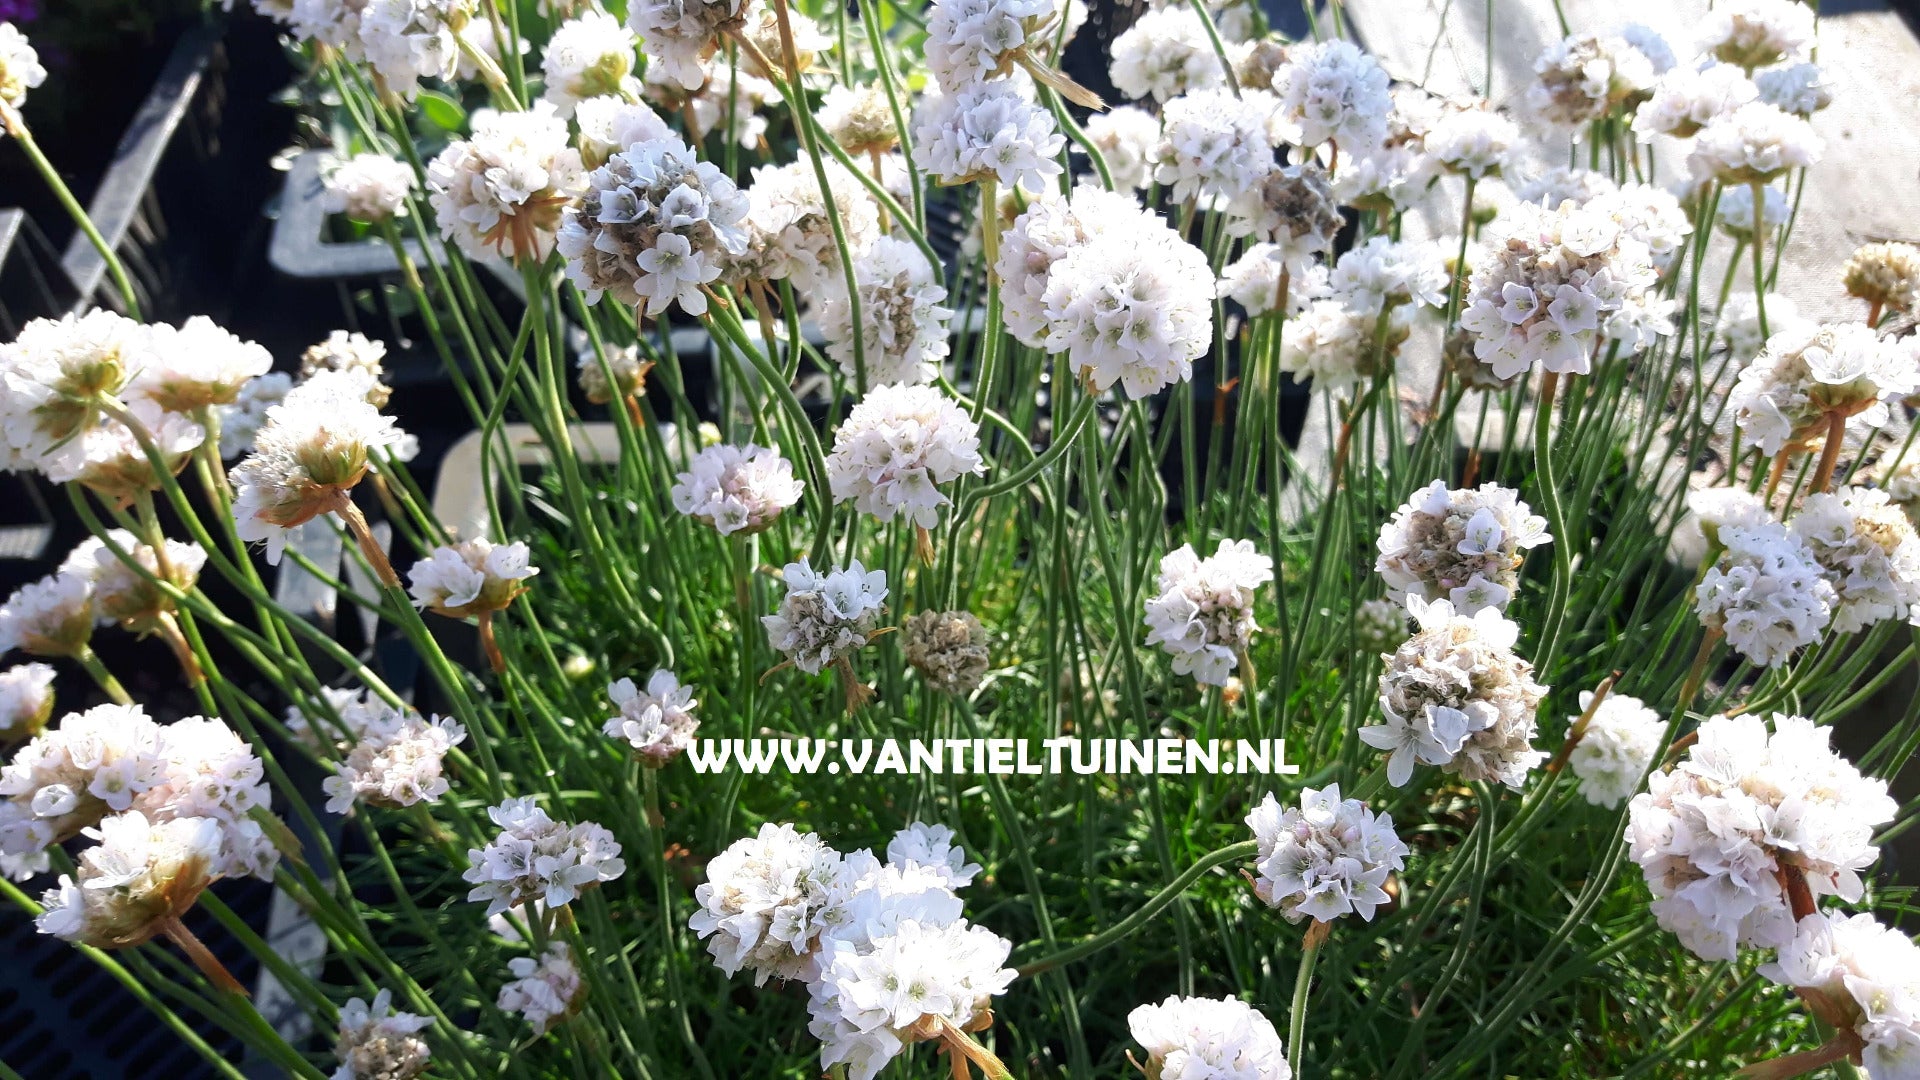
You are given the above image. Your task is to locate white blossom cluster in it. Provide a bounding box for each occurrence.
[0,662,54,744]
[60,530,206,633]
[736,158,881,297]
[1109,7,1226,103]
[1154,89,1274,207]
[1754,62,1831,116]
[1277,299,1409,391]
[911,80,1064,193]
[333,989,433,1080]
[1510,165,1618,210]
[1633,63,1757,140]
[138,715,279,880]
[131,316,273,414]
[1702,0,1815,71]
[1762,912,1920,1078]
[539,10,637,116]
[575,343,649,405]
[810,916,1015,1080]
[463,795,626,917]
[925,0,1055,93]
[216,371,294,459]
[1361,598,1547,790]
[670,443,805,536]
[1423,101,1520,179]
[1246,784,1407,924]
[0,570,96,660]
[230,371,404,564]
[322,152,416,223]
[1127,995,1291,1080]
[1716,290,1803,362]
[1687,101,1822,185]
[498,941,586,1036]
[1713,182,1790,241]
[0,22,46,112]
[1461,197,1668,379]
[1729,323,1916,456]
[626,0,746,92]
[1628,713,1894,961]
[35,811,222,948]
[1083,105,1162,190]
[355,0,475,96]
[428,103,584,263]
[406,538,539,617]
[559,136,749,316]
[816,236,952,385]
[1278,39,1392,149]
[1375,481,1552,615]
[1789,486,1920,633]
[1696,521,1837,666]
[997,187,1148,346]
[1354,597,1411,653]
[1526,27,1674,127]
[1219,249,1327,321]
[321,710,466,813]
[1142,539,1275,687]
[1565,691,1665,808]
[1,310,144,475]
[0,702,164,857]
[573,95,673,168]
[56,399,205,507]
[1328,236,1449,318]
[825,383,984,528]
[601,670,699,765]
[762,559,889,675]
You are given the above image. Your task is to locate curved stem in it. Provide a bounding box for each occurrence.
[74,644,133,705]
[1014,840,1257,976]
[1,103,142,319]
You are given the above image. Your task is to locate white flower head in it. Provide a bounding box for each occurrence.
[810,918,1015,1078]
[1354,597,1411,654]
[1716,290,1803,362]
[1278,298,1411,392]
[1143,539,1274,687]
[0,571,96,660]
[1729,323,1916,456]
[1082,105,1161,190]
[1712,181,1791,241]
[1526,28,1673,127]
[825,384,985,529]
[1688,102,1822,185]
[1361,597,1546,789]
[34,811,222,948]
[690,822,854,984]
[887,822,982,888]
[540,10,637,116]
[136,715,278,880]
[0,23,48,112]
[627,0,748,92]
[996,186,1153,347]
[1754,62,1831,116]
[1628,713,1893,961]
[1375,481,1551,614]
[602,670,699,766]
[1686,485,1775,548]
[911,79,1065,194]
[1278,39,1392,148]
[1702,0,1815,70]
[333,989,432,1080]
[1154,89,1274,208]
[1219,248,1329,321]
[1761,911,1920,1076]
[818,83,901,156]
[0,702,165,858]
[1128,995,1291,1079]
[925,0,1057,93]
[732,157,881,297]
[1696,521,1836,666]
[358,0,474,97]
[1790,486,1920,633]
[817,236,953,386]
[670,442,805,536]
[1632,63,1757,140]
[763,559,889,676]
[60,529,206,632]
[1109,6,1227,103]
[217,371,293,459]
[407,538,538,617]
[322,152,416,223]
[575,343,652,405]
[0,662,54,742]
[229,374,402,564]
[428,102,585,263]
[128,317,273,413]
[1566,692,1664,808]
[1246,784,1407,924]
[320,711,466,814]
[498,941,586,1035]
[572,94,674,169]
[301,331,391,406]
[1329,236,1449,319]
[462,795,625,916]
[48,399,205,508]
[1424,101,1520,178]
[1,310,145,475]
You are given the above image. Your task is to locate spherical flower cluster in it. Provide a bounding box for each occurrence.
[0,23,47,112]
[1375,481,1551,614]
[887,822,982,888]
[912,80,1064,194]
[1628,712,1894,961]
[1143,539,1274,687]
[926,0,1055,93]
[322,152,416,223]
[1591,183,1694,270]
[902,610,991,696]
[539,10,637,115]
[1082,105,1161,191]
[1278,39,1392,149]
[825,384,984,528]
[1511,165,1618,209]
[1755,62,1831,117]
[125,316,273,413]
[498,941,585,1036]
[573,95,673,169]
[817,237,953,385]
[1790,486,1920,633]
[230,374,403,564]
[1245,784,1407,924]
[601,670,699,765]
[1686,485,1775,547]
[35,811,221,948]
[1218,247,1326,320]
[0,571,95,660]
[559,136,748,315]
[1278,298,1410,392]
[1716,290,1803,362]
[762,559,889,676]
[670,443,805,536]
[1687,101,1822,185]
[1565,691,1664,808]
[1697,522,1836,665]
[428,103,584,263]
[61,530,206,633]
[1762,912,1920,1077]
[627,0,746,91]
[736,158,882,297]
[0,310,144,475]
[1354,597,1410,653]
[1153,89,1273,207]
[0,662,53,743]
[137,715,278,881]
[321,710,466,813]
[407,538,538,617]
[1712,182,1790,241]
[690,822,854,984]
[1127,995,1291,1080]
[463,796,625,916]
[1424,102,1520,179]
[1843,242,1920,317]
[1526,28,1672,127]
[576,344,651,406]
[1328,236,1449,319]
[1632,63,1757,140]
[1729,323,1915,455]
[1109,6,1226,103]
[333,989,432,1080]
[216,371,293,459]
[301,330,390,405]
[1703,0,1815,70]
[1460,198,1666,378]
[0,702,163,858]
[1361,598,1547,790]
[810,917,1015,1080]
[53,399,205,508]
[818,83,901,157]
[995,187,1150,346]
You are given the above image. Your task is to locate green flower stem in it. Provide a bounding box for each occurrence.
[1287,925,1325,1075]
[1014,840,1256,976]
[73,644,132,705]
[1,103,142,319]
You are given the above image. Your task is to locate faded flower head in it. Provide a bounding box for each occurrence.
[762,559,888,676]
[428,103,585,263]
[463,795,625,916]
[902,610,990,696]
[540,10,638,116]
[1128,995,1291,1080]
[1278,38,1392,149]
[0,662,54,743]
[1109,6,1227,103]
[911,79,1064,194]
[1696,521,1836,666]
[1225,163,1341,271]
[0,571,95,661]
[1361,597,1547,790]
[320,710,465,813]
[1526,28,1672,127]
[1790,486,1920,634]
[1688,101,1822,185]
[1246,784,1407,924]
[817,236,953,386]
[1628,712,1894,961]
[601,670,699,765]
[576,343,651,405]
[825,384,985,529]
[407,538,538,617]
[1566,691,1664,808]
[60,530,205,633]
[1375,480,1551,615]
[1143,539,1274,687]
[34,811,222,948]
[670,442,805,536]
[321,152,416,223]
[333,989,432,1080]
[1843,241,1920,316]
[499,941,586,1036]
[1729,322,1916,456]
